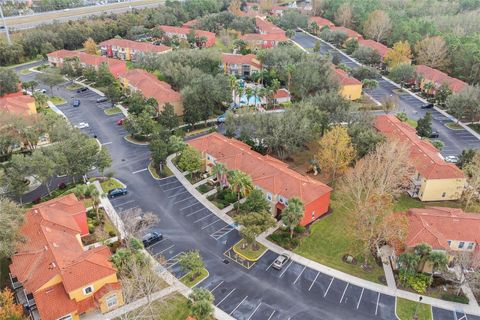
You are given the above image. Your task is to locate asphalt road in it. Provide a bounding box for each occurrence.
[293,31,480,157]
[19,69,480,320]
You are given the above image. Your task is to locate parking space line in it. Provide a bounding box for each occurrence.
[247,303,262,320]
[324,277,334,297]
[101,141,112,145]
[174,197,193,204]
[293,265,306,284]
[114,200,136,207]
[212,227,234,240]
[193,213,213,223]
[146,238,167,249]
[230,296,248,315]
[266,260,274,271]
[308,271,320,291]
[181,202,199,211]
[160,180,179,187]
[201,219,221,230]
[279,261,293,278]
[168,190,189,198]
[132,168,148,174]
[339,283,349,303]
[210,281,224,293]
[186,207,206,217]
[157,244,175,255]
[375,292,380,315]
[267,310,276,320]
[356,288,364,309]
[164,185,184,192]
[216,288,235,306]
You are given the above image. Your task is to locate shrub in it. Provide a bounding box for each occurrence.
[129,237,144,251]
[294,225,306,234]
[108,230,116,237]
[441,293,469,304]
[396,112,408,122]
[268,231,300,250]
[88,224,95,234]
[224,190,237,203]
[93,220,100,227]
[406,273,432,294]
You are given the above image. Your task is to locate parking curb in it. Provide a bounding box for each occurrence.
[123,134,150,145]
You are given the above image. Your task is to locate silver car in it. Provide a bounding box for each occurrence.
[272,254,290,270]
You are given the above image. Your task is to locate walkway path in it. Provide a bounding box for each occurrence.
[166,154,480,316]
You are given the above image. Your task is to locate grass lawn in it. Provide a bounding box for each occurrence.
[214,38,230,52]
[233,239,267,261]
[394,194,464,212]
[396,298,432,320]
[49,96,67,105]
[0,256,10,289]
[116,293,190,320]
[82,197,94,208]
[20,68,32,75]
[180,268,209,288]
[66,83,83,91]
[293,197,385,283]
[148,161,173,179]
[100,178,124,193]
[406,118,418,128]
[445,121,464,130]
[196,183,214,194]
[468,123,480,134]
[104,106,122,116]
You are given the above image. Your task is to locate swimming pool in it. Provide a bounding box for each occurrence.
[239,94,262,106]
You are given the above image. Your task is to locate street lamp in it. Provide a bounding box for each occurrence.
[413,296,423,320]
[0,4,12,45]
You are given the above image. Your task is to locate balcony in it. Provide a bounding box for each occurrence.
[9,273,22,290]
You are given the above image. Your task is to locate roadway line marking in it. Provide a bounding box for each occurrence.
[279,261,293,278]
[309,271,320,291]
[211,226,235,240]
[216,288,235,307]
[186,207,206,217]
[193,213,213,223]
[164,185,184,192]
[230,296,248,315]
[266,260,274,271]
[168,190,189,198]
[210,281,224,293]
[247,303,262,320]
[340,283,349,303]
[181,202,199,211]
[324,277,334,297]
[132,168,148,174]
[165,251,184,262]
[114,199,135,207]
[157,244,175,254]
[267,310,276,320]
[101,141,112,145]
[375,292,380,315]
[174,197,193,204]
[160,180,179,187]
[293,266,306,285]
[201,219,221,230]
[357,288,364,309]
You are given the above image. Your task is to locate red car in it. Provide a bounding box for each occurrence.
[117,118,124,125]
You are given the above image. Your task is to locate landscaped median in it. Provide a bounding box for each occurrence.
[104,106,122,116]
[100,177,126,193]
[396,298,432,320]
[148,161,173,180]
[180,268,209,288]
[124,134,150,145]
[232,239,268,262]
[49,95,67,105]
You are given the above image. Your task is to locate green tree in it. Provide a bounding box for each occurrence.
[234,211,276,249]
[178,146,202,177]
[124,111,157,140]
[389,64,416,87]
[125,91,152,116]
[313,40,321,53]
[458,149,477,169]
[149,136,169,173]
[22,80,38,93]
[416,112,432,138]
[179,250,204,281]
[345,38,359,55]
[241,188,270,213]
[398,252,420,286]
[281,197,304,239]
[348,122,384,158]
[352,46,382,66]
[30,149,56,195]
[426,251,448,282]
[228,169,253,207]
[351,66,380,81]
[0,67,20,96]
[158,103,179,130]
[167,135,186,155]
[211,162,228,188]
[37,69,65,94]
[188,288,214,320]
[0,197,25,258]
[446,86,480,122]
[89,186,104,221]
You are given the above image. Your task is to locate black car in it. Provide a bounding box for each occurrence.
[72,100,81,107]
[421,103,434,109]
[429,131,440,138]
[142,231,163,247]
[96,97,108,103]
[107,187,128,198]
[77,87,88,93]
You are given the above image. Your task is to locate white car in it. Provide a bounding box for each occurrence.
[444,155,459,163]
[74,122,89,129]
[34,89,47,93]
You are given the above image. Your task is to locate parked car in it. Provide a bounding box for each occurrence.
[421,103,434,109]
[429,131,439,138]
[77,87,88,93]
[72,100,81,107]
[96,97,108,103]
[34,88,47,93]
[142,231,163,247]
[444,155,459,163]
[272,253,290,270]
[117,118,124,125]
[74,122,89,129]
[107,188,128,198]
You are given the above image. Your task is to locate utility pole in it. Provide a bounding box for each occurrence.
[0,4,12,45]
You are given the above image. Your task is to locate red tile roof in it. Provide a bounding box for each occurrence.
[221,53,262,69]
[331,26,363,40]
[416,65,468,93]
[374,115,465,179]
[10,194,118,295]
[308,16,334,29]
[255,16,286,35]
[405,207,480,250]
[158,25,216,47]
[274,88,290,99]
[334,68,362,86]
[47,50,127,78]
[358,39,389,58]
[34,283,79,320]
[100,38,171,53]
[188,133,332,205]
[120,69,181,106]
[0,92,35,116]
[182,19,198,28]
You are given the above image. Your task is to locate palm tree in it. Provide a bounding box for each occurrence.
[426,251,448,283]
[228,170,253,211]
[414,243,432,271]
[398,252,420,286]
[281,198,304,239]
[211,163,228,188]
[285,64,295,91]
[310,22,320,35]
[237,86,245,106]
[245,87,253,107]
[252,86,260,109]
[259,87,268,108]
[268,79,281,107]
[89,185,104,221]
[229,74,237,100]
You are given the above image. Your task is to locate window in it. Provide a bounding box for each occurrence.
[312,211,315,218]
[442,192,446,198]
[266,193,272,201]
[279,197,284,204]
[106,295,118,309]
[458,242,465,249]
[58,315,73,320]
[207,155,211,161]
[285,199,289,206]
[447,240,452,246]
[467,242,474,250]
[83,285,93,295]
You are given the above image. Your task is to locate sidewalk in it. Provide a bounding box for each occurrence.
[167,155,480,316]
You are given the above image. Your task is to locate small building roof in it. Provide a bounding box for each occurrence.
[416,65,468,93]
[255,16,286,35]
[188,133,332,205]
[100,38,171,53]
[0,92,35,116]
[334,68,362,86]
[374,115,465,180]
[221,53,262,69]
[158,25,215,41]
[358,39,389,58]
[274,88,290,99]
[331,26,363,39]
[182,19,198,28]
[308,16,334,28]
